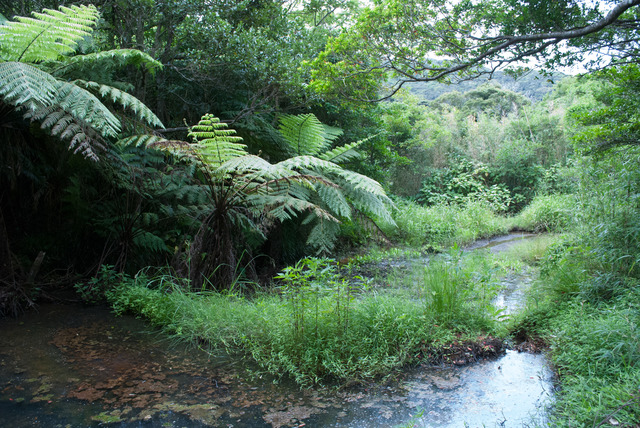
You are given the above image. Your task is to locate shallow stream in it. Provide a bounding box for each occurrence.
[0,234,554,427]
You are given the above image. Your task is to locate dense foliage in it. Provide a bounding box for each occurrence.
[2,1,640,426]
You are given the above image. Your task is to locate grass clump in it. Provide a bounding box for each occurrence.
[512,194,575,232]
[389,199,509,248]
[107,255,502,387]
[494,233,559,269]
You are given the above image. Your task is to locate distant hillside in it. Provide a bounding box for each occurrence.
[405,70,567,101]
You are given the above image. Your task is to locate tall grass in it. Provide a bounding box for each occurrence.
[420,247,500,327]
[389,199,509,248]
[511,153,640,425]
[107,254,502,387]
[512,194,575,232]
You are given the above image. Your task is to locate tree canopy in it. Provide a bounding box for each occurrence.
[310,0,640,100]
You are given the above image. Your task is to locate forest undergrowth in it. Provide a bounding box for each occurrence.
[104,197,566,388]
[104,187,640,426]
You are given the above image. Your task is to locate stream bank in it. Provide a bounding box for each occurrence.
[0,234,554,427]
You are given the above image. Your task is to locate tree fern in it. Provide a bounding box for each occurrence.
[0,5,99,63]
[75,80,164,129]
[155,114,351,289]
[0,5,164,160]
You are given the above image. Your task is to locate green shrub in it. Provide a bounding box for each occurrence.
[417,157,514,212]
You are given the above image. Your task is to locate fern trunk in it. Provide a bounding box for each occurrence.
[188,211,237,290]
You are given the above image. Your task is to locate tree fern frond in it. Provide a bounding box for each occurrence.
[218,156,323,192]
[147,139,193,151]
[252,194,338,223]
[278,113,334,156]
[0,5,98,62]
[330,167,389,197]
[68,130,103,161]
[306,219,341,255]
[56,49,162,75]
[189,114,246,167]
[317,184,352,219]
[132,229,169,253]
[321,123,343,144]
[22,100,104,159]
[278,155,339,173]
[0,62,57,110]
[38,81,121,138]
[140,212,160,227]
[282,182,313,202]
[348,188,396,225]
[74,80,164,129]
[319,140,362,163]
[117,134,166,148]
[216,154,273,175]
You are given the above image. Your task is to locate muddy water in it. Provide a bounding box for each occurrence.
[0,234,553,427]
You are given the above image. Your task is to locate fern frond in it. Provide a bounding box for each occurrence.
[0,5,98,62]
[189,114,246,167]
[331,167,389,197]
[321,123,343,144]
[116,134,166,148]
[317,184,352,219]
[22,99,104,159]
[74,80,164,128]
[0,62,57,110]
[28,80,121,138]
[348,188,396,226]
[278,113,336,156]
[216,154,273,175]
[278,155,339,173]
[306,219,341,255]
[319,140,362,163]
[132,229,169,253]
[252,194,338,223]
[56,49,162,75]
[218,156,321,192]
